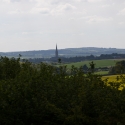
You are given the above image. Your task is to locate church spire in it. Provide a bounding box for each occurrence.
[55,44,58,59]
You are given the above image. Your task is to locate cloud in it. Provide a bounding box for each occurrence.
[84,15,113,23]
[2,0,10,3]
[10,0,33,2]
[49,0,61,5]
[74,0,87,2]
[87,0,104,3]
[1,0,125,51]
[51,3,76,15]
[8,9,24,14]
[10,0,20,2]
[118,22,125,25]
[30,7,50,14]
[60,3,76,11]
[22,31,38,35]
[2,0,30,3]
[101,4,110,8]
[118,8,125,15]
[69,18,75,20]
[79,32,84,36]
[5,1,76,16]
[22,32,29,35]
[88,0,106,3]
[39,8,50,14]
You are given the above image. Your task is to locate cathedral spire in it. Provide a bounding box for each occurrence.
[55,44,58,59]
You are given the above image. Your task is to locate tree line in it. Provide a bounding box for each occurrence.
[28,53,125,63]
[109,60,125,75]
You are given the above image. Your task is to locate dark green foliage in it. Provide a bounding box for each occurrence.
[58,58,61,64]
[0,56,125,125]
[89,61,95,73]
[81,64,88,73]
[109,60,125,74]
[115,61,125,74]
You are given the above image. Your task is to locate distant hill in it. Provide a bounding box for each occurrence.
[0,47,125,58]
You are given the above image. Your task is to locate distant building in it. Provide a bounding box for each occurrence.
[55,44,58,59]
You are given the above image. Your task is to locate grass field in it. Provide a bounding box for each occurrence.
[95,71,109,75]
[63,59,124,69]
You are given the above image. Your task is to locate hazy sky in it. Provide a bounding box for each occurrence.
[0,0,125,52]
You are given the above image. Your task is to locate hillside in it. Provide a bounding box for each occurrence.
[1,47,125,58]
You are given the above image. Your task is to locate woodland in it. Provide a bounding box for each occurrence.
[0,56,125,125]
[28,53,125,63]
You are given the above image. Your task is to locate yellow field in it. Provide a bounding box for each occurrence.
[102,75,125,90]
[102,75,120,82]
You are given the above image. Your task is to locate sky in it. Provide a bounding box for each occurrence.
[0,0,125,52]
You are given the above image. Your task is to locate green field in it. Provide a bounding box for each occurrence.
[63,59,124,69]
[95,71,109,75]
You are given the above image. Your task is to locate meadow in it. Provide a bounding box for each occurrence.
[63,59,123,69]
[95,71,109,75]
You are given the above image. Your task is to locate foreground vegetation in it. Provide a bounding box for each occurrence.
[1,56,125,125]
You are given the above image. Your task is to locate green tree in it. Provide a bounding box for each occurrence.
[89,61,95,73]
[58,58,61,64]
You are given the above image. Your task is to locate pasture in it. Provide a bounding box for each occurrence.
[95,71,109,75]
[64,59,123,69]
